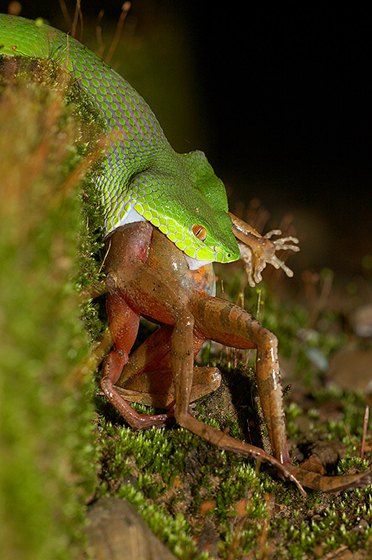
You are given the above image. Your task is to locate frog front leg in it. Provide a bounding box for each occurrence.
[228,212,300,286]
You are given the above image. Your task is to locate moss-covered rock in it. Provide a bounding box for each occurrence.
[0,62,100,560]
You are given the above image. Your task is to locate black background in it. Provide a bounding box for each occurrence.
[1,0,371,276]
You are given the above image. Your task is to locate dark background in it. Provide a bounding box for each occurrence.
[1,0,371,278]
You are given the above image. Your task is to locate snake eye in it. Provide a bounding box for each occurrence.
[191,224,207,242]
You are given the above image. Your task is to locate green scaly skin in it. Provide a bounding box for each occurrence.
[0,14,240,264]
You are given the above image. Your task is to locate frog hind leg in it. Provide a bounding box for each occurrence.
[191,296,371,492]
[286,464,372,492]
[191,295,290,465]
[166,301,306,495]
[116,366,221,409]
[115,325,221,408]
[101,291,171,429]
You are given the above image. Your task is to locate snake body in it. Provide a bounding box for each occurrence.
[0,14,240,264]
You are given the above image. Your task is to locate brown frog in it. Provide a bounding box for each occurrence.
[90,217,370,494]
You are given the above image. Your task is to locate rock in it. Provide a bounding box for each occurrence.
[328,346,372,395]
[350,304,372,338]
[85,497,177,560]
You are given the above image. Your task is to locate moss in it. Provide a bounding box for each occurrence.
[0,62,101,559]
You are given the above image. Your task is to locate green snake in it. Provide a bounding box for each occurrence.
[0,13,240,266]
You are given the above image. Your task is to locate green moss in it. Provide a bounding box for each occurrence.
[0,62,101,559]
[271,485,371,558]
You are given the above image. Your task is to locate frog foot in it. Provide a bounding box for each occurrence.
[238,232,300,287]
[285,464,372,492]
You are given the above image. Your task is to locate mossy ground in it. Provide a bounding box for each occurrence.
[92,276,371,559]
[0,56,370,560]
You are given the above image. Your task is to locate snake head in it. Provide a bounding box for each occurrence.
[116,149,241,266]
